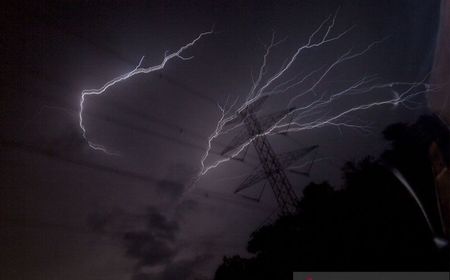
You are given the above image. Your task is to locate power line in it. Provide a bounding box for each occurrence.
[21,10,263,165]
[1,139,270,211]
[20,71,257,166]
[1,139,159,183]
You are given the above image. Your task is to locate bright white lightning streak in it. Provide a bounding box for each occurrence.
[198,12,431,177]
[79,30,212,154]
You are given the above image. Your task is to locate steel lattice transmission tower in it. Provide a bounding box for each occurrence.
[243,114,299,214]
[221,98,318,215]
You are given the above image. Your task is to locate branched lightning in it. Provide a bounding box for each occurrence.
[79,30,212,154]
[198,12,432,177]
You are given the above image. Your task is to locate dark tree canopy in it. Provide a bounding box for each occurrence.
[214,115,450,280]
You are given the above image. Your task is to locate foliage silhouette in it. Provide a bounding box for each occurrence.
[214,115,449,280]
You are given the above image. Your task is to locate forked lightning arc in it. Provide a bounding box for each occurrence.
[198,11,431,177]
[79,31,212,154]
[77,14,430,179]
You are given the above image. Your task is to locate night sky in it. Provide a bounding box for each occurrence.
[0,1,442,279]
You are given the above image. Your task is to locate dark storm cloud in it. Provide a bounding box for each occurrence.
[87,207,135,234]
[155,163,199,200]
[131,254,213,280]
[131,273,152,280]
[143,206,179,241]
[87,211,111,234]
[84,162,195,235]
[159,254,213,280]
[174,199,199,217]
[124,231,176,267]
[87,199,203,277]
[122,206,214,280]
[86,187,209,279]
[123,207,179,267]
[156,179,185,197]
[87,205,181,267]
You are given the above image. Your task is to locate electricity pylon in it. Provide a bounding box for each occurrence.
[221,101,318,215]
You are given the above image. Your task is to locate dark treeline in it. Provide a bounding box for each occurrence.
[214,115,450,280]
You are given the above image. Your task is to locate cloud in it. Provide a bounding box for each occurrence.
[131,273,153,280]
[159,254,212,280]
[124,207,212,279]
[86,163,210,279]
[87,210,115,234]
[144,207,179,241]
[130,254,213,280]
[124,230,176,267]
[156,179,186,198]
[123,207,179,267]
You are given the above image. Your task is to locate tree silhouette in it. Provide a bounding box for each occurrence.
[214,115,449,280]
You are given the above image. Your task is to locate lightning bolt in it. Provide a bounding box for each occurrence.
[79,30,212,154]
[198,12,432,178]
